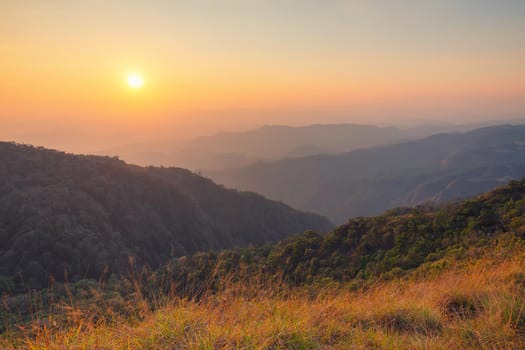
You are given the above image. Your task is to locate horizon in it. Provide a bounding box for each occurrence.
[2,1,524,152]
[3,116,525,156]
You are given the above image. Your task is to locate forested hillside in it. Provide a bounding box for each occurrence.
[0,142,332,290]
[154,178,525,294]
[3,179,525,349]
[208,124,525,223]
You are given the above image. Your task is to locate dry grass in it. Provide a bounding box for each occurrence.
[1,253,525,349]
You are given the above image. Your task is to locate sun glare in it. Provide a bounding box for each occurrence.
[127,73,144,89]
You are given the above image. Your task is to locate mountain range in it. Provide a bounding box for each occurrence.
[207,124,525,224]
[99,122,492,170]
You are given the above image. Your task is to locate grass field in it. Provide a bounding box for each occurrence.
[2,244,524,349]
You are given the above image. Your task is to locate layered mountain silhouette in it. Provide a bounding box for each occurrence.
[100,122,486,170]
[0,142,331,289]
[207,124,525,224]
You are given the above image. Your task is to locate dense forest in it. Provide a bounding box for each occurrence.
[0,142,332,291]
[148,178,525,297]
[4,177,524,326]
[208,124,525,223]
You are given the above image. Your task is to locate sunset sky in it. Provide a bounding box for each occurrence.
[2,0,524,151]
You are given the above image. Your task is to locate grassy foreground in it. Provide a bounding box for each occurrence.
[1,244,524,349]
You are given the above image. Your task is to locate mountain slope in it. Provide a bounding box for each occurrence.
[0,142,332,290]
[207,124,525,223]
[3,178,525,349]
[154,178,525,293]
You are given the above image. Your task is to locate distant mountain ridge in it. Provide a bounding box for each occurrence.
[0,142,332,290]
[100,122,488,170]
[207,124,525,224]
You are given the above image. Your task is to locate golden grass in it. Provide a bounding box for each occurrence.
[1,253,525,349]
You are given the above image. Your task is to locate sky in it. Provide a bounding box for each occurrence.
[1,0,524,152]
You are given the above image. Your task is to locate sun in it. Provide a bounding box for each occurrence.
[127,73,144,88]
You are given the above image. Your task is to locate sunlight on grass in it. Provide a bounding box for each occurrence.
[1,249,524,349]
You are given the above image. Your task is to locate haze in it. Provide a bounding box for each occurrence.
[1,0,524,153]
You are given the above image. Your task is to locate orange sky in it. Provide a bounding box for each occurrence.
[1,1,524,151]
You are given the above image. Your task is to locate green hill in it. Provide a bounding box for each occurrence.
[156,178,525,295]
[0,142,332,291]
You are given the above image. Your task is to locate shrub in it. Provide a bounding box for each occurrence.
[372,307,442,335]
[438,292,485,320]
